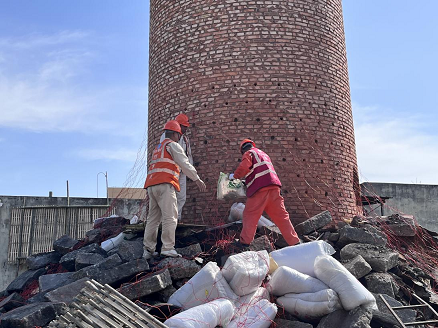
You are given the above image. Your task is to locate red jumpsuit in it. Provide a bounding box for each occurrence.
[234,149,300,246]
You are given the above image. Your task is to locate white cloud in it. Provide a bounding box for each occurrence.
[71,148,138,162]
[0,30,90,49]
[353,103,438,185]
[0,31,147,135]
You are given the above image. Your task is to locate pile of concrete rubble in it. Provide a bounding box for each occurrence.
[0,210,437,328]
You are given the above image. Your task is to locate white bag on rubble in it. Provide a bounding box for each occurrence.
[270,240,335,277]
[233,287,270,318]
[228,299,277,328]
[221,250,270,296]
[164,299,235,328]
[266,266,329,296]
[228,202,275,227]
[277,289,342,320]
[314,255,377,310]
[217,172,246,200]
[168,262,238,310]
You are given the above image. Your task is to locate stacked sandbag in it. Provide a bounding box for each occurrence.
[314,255,377,310]
[277,289,342,320]
[233,287,270,318]
[266,266,329,295]
[168,262,238,310]
[164,299,235,328]
[221,250,270,296]
[228,299,277,328]
[270,240,335,277]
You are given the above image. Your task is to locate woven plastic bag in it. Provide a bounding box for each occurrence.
[164,299,235,328]
[217,172,246,200]
[314,255,377,310]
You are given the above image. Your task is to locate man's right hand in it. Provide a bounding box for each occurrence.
[195,179,207,192]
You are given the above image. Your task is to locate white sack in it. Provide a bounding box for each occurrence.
[277,289,342,320]
[228,299,277,328]
[164,299,235,328]
[314,255,377,310]
[221,250,270,296]
[233,287,270,318]
[266,266,328,296]
[228,202,274,227]
[168,262,238,310]
[283,289,340,303]
[270,240,335,277]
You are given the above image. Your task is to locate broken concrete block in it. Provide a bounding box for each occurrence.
[116,238,144,262]
[94,216,129,229]
[119,269,172,300]
[156,285,177,303]
[328,232,339,242]
[0,292,24,311]
[0,302,66,328]
[6,268,46,293]
[259,225,288,248]
[340,243,399,272]
[75,252,106,270]
[25,292,47,304]
[53,235,79,255]
[176,243,202,258]
[39,272,75,293]
[101,258,150,285]
[370,309,402,328]
[59,243,107,271]
[294,210,333,235]
[249,235,274,252]
[274,319,313,328]
[385,214,417,236]
[365,273,399,299]
[342,255,372,279]
[375,293,416,324]
[26,251,62,270]
[316,306,373,328]
[44,278,90,304]
[71,254,123,282]
[155,257,200,280]
[337,225,387,247]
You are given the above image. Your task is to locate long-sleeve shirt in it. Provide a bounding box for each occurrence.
[160,132,193,165]
[166,142,199,182]
[233,151,253,180]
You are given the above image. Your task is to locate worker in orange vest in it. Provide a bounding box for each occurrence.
[160,113,193,221]
[143,120,206,258]
[231,139,300,246]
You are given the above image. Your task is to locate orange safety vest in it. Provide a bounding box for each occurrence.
[144,139,181,191]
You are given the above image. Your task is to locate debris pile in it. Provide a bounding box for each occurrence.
[1,210,438,327]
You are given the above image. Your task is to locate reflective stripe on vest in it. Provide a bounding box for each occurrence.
[244,148,281,197]
[144,139,181,191]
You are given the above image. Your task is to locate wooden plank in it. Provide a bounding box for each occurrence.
[83,284,153,326]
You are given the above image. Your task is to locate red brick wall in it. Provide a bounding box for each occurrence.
[148,0,362,225]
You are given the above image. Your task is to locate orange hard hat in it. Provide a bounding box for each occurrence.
[175,113,190,127]
[240,138,256,152]
[163,120,182,134]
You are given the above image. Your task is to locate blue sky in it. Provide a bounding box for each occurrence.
[0,1,437,198]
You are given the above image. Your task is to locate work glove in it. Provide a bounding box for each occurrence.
[195,179,207,192]
[228,173,235,180]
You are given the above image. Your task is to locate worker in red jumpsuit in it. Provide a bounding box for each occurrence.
[231,139,300,246]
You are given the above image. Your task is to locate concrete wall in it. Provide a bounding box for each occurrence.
[361,182,438,233]
[0,195,144,291]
